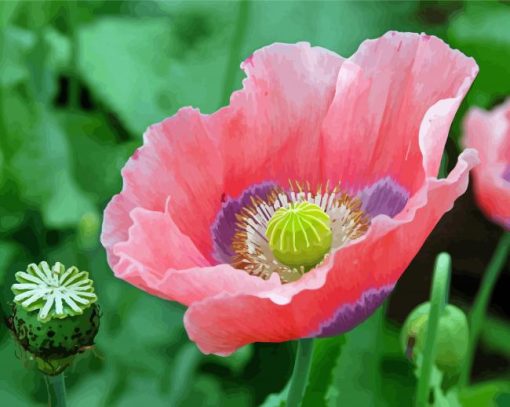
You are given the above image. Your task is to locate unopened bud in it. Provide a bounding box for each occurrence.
[401,302,468,372]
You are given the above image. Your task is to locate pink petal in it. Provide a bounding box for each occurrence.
[184,150,479,355]
[112,205,209,278]
[101,107,224,265]
[464,101,510,227]
[209,42,344,197]
[463,100,510,164]
[321,32,478,194]
[472,164,510,228]
[111,203,281,305]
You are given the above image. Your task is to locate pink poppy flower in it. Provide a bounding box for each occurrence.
[101,32,479,355]
[464,100,510,229]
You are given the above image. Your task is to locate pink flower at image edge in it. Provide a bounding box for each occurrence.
[464,100,510,229]
[101,31,479,355]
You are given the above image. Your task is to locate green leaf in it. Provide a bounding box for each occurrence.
[496,393,510,406]
[260,385,288,407]
[480,316,510,358]
[380,358,416,407]
[43,28,71,72]
[95,279,185,376]
[1,87,94,228]
[0,24,69,90]
[0,26,35,88]
[448,3,510,105]
[0,1,20,28]
[8,104,94,227]
[167,343,202,406]
[0,240,19,285]
[302,336,345,407]
[58,111,137,203]
[67,366,117,407]
[78,13,235,136]
[0,177,26,234]
[0,337,43,406]
[180,374,225,407]
[207,344,254,375]
[8,106,64,199]
[458,381,510,407]
[330,309,386,406]
[42,170,95,228]
[260,335,345,407]
[109,375,173,407]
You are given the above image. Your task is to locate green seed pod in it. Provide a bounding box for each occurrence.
[12,302,99,359]
[266,202,332,270]
[10,261,100,374]
[401,302,469,372]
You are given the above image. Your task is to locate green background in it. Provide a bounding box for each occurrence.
[2,1,510,405]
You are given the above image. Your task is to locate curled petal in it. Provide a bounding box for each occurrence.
[111,202,280,305]
[102,108,225,266]
[321,32,478,193]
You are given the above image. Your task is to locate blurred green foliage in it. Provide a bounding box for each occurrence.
[1,1,510,405]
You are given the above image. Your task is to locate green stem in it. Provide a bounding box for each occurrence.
[220,0,250,106]
[44,373,67,407]
[460,231,510,387]
[415,253,451,407]
[287,338,315,407]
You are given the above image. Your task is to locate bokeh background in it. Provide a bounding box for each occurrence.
[1,1,510,405]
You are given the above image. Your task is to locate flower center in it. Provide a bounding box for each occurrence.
[230,182,370,283]
[266,202,332,271]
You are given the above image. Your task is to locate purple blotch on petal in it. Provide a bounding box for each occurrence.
[358,177,409,218]
[211,181,278,264]
[502,164,510,183]
[312,284,394,338]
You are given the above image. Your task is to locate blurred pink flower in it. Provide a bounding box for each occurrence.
[101,32,478,355]
[464,100,510,229]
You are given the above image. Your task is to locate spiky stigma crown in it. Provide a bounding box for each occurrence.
[12,261,97,322]
[10,262,100,375]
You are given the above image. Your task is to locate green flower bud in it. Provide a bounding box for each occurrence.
[266,202,332,270]
[10,261,100,375]
[401,302,469,372]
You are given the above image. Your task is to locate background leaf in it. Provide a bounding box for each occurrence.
[448,2,510,107]
[77,11,235,136]
[302,336,345,407]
